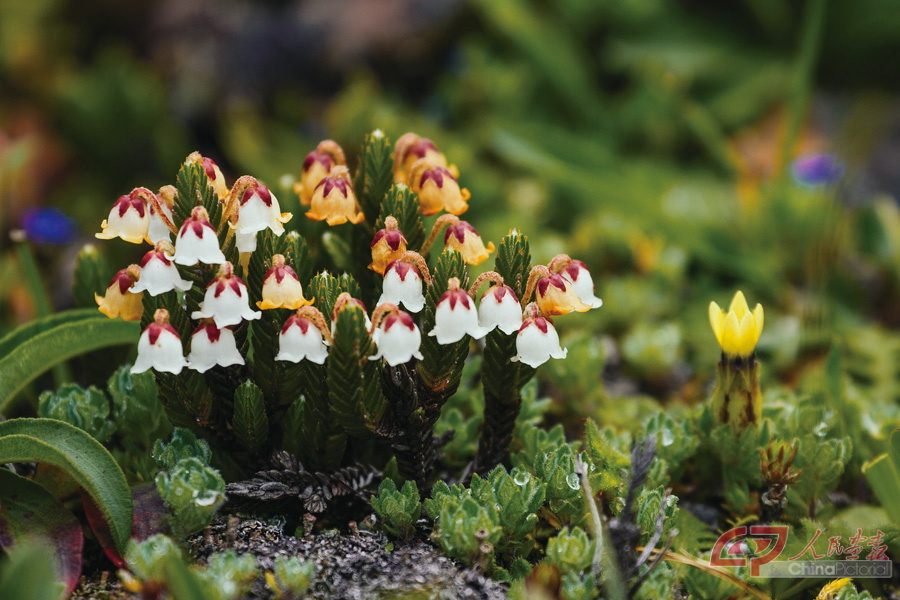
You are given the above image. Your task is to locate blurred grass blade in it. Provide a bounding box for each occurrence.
[0,538,66,600]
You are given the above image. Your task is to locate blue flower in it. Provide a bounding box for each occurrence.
[21,208,78,245]
[791,153,844,187]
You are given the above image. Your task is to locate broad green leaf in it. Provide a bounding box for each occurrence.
[0,469,82,595]
[0,539,66,600]
[0,419,132,552]
[0,313,139,409]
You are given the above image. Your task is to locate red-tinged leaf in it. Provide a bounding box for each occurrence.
[0,469,83,595]
[83,484,169,568]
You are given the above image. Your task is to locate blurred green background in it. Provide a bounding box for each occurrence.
[3,0,900,420]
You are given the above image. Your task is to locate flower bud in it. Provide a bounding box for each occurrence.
[444,221,494,266]
[131,309,187,374]
[410,160,470,216]
[559,260,603,309]
[709,291,764,358]
[428,278,488,344]
[147,188,176,244]
[276,314,329,364]
[511,316,567,368]
[186,323,245,373]
[191,263,261,328]
[130,245,192,296]
[95,266,144,321]
[369,218,408,274]
[199,155,230,201]
[535,274,591,316]
[370,310,423,366]
[257,254,313,310]
[234,181,291,253]
[95,192,149,244]
[173,207,227,266]
[378,261,425,313]
[478,285,522,335]
[393,133,452,184]
[297,148,337,206]
[330,297,372,337]
[306,166,365,225]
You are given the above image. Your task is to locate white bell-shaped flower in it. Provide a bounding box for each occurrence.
[186,323,244,373]
[511,315,567,368]
[173,206,226,266]
[378,261,424,313]
[95,191,149,244]
[130,246,192,296]
[277,314,329,364]
[234,182,290,253]
[370,310,423,366]
[147,190,175,244]
[191,262,261,328]
[560,259,603,309]
[478,284,523,335]
[428,278,488,344]
[131,310,187,374]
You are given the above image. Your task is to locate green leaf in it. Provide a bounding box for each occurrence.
[308,272,362,326]
[322,232,354,273]
[232,381,268,455]
[863,430,900,526]
[0,469,83,595]
[0,312,139,410]
[377,185,425,251]
[0,419,132,552]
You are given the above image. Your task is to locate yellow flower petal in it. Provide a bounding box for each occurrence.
[736,311,756,356]
[752,303,764,340]
[721,311,741,355]
[709,302,725,346]
[728,290,750,319]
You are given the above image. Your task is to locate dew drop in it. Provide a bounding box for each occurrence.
[566,473,580,490]
[513,471,530,486]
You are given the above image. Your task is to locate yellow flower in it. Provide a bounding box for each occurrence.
[535,274,592,316]
[815,579,851,600]
[444,221,494,266]
[95,265,144,321]
[409,159,470,216]
[257,254,314,310]
[369,217,407,274]
[393,133,456,184]
[709,291,764,357]
[305,166,365,226]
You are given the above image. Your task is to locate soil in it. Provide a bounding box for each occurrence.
[72,516,508,599]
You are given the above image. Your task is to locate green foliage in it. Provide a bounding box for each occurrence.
[633,486,678,546]
[232,380,268,455]
[561,571,599,600]
[426,466,544,564]
[370,479,421,540]
[377,184,425,251]
[354,130,394,222]
[544,527,594,574]
[864,430,900,526]
[125,533,185,583]
[197,551,260,600]
[107,365,170,449]
[583,419,630,499]
[0,310,139,409]
[38,383,116,443]
[641,411,699,484]
[72,244,112,309]
[153,428,225,536]
[327,305,386,437]
[0,418,132,552]
[270,556,316,597]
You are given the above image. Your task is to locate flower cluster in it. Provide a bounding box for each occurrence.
[92,136,603,379]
